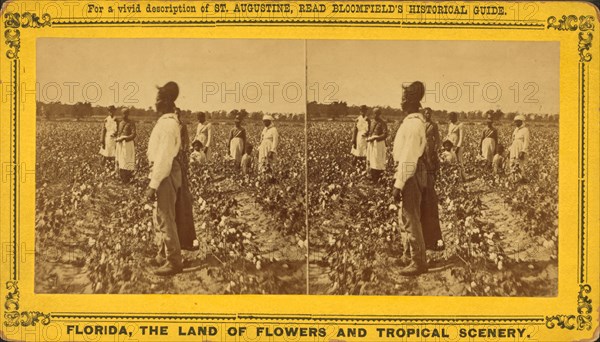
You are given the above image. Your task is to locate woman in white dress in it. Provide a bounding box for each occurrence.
[228,115,247,169]
[366,108,388,183]
[100,105,118,169]
[115,108,136,183]
[351,105,370,172]
[194,112,213,160]
[258,114,279,173]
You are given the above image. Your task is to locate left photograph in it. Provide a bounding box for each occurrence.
[35,39,307,294]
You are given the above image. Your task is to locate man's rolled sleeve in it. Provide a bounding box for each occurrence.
[149,146,173,189]
[149,129,177,189]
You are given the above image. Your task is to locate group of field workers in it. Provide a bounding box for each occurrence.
[98,81,280,276]
[191,111,279,175]
[99,105,137,183]
[351,81,531,276]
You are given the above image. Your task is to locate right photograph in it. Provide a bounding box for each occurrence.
[307,40,559,296]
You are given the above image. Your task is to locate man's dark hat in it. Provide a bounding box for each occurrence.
[108,105,116,112]
[360,105,368,112]
[403,81,425,103]
[157,81,179,103]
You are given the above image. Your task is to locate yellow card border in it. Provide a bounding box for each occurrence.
[0,1,599,341]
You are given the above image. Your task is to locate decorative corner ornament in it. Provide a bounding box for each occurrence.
[545,284,592,330]
[578,32,593,62]
[3,12,52,59]
[576,284,593,329]
[4,281,51,327]
[546,15,595,62]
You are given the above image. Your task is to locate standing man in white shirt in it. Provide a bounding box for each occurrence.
[509,114,531,181]
[145,81,183,276]
[392,81,431,276]
[445,111,466,180]
[258,114,279,174]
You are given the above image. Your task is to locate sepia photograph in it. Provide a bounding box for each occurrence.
[3,1,598,340]
[35,38,307,294]
[307,40,559,296]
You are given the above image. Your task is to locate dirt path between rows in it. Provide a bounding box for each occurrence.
[164,179,306,294]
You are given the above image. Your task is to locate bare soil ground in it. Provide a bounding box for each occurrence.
[35,176,306,294]
[309,178,558,296]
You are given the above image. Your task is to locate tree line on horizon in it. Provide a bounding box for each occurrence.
[307,101,559,122]
[36,101,306,122]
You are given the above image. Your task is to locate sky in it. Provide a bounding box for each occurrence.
[37,39,559,115]
[37,38,306,114]
[307,40,559,114]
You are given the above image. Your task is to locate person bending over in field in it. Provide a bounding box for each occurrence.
[441,140,458,165]
[174,107,198,254]
[228,115,247,170]
[100,105,118,171]
[509,114,530,183]
[258,114,279,175]
[194,112,212,160]
[445,112,466,180]
[351,105,370,173]
[190,140,207,167]
[241,143,254,175]
[366,108,388,183]
[392,81,437,276]
[479,114,498,168]
[145,81,184,276]
[492,144,506,175]
[115,108,136,183]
